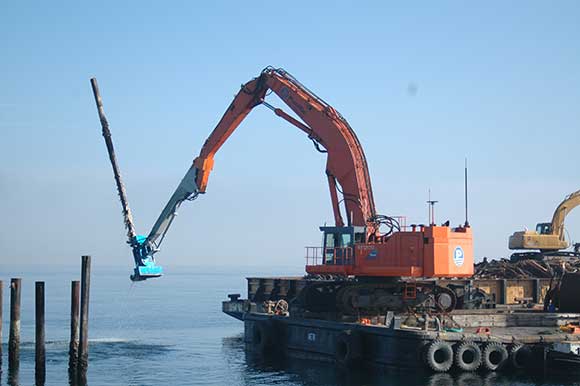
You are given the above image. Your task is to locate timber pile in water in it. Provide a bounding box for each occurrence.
[474,258,580,279]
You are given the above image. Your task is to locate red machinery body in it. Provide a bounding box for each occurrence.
[193,67,474,279]
[306,225,473,278]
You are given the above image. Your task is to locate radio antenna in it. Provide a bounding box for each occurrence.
[464,158,470,227]
[427,189,438,226]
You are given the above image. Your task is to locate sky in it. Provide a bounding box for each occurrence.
[1,1,579,271]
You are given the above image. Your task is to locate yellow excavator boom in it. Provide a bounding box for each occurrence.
[550,189,580,243]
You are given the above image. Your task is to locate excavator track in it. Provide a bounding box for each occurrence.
[297,280,347,313]
[336,282,457,315]
[297,280,458,316]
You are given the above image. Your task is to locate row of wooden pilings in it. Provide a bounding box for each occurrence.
[0,255,91,385]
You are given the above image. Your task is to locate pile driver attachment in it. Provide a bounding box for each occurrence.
[129,235,163,281]
[90,78,163,281]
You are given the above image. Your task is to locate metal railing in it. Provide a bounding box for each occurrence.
[305,246,354,266]
[394,216,407,231]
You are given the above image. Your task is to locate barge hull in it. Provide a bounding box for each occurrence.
[243,312,428,368]
[223,300,580,372]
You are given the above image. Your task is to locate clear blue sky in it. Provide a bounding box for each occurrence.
[1,1,579,270]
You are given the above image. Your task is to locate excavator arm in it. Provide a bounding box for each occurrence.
[150,67,383,256]
[97,68,387,281]
[193,67,378,233]
[550,189,580,243]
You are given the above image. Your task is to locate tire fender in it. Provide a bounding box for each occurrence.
[252,320,276,353]
[424,340,454,373]
[510,344,532,370]
[335,330,362,367]
[482,342,508,371]
[454,341,482,371]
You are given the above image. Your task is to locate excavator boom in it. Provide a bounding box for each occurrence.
[550,189,580,243]
[193,67,378,235]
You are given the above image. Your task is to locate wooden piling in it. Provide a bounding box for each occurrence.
[78,255,91,375]
[7,367,19,386]
[35,281,46,385]
[0,280,3,369]
[69,280,80,374]
[8,278,21,371]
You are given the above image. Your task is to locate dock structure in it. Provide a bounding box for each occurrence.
[0,280,3,369]
[78,255,92,381]
[69,280,80,375]
[0,256,92,385]
[36,281,46,385]
[8,278,21,372]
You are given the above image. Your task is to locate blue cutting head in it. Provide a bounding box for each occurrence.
[131,259,163,281]
[130,235,163,281]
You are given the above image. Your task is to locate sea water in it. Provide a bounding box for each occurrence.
[1,264,579,386]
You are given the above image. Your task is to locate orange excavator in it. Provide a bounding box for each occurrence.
[94,67,475,314]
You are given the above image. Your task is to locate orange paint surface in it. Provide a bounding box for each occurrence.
[307,226,474,278]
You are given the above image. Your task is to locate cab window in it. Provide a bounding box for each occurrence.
[341,233,352,247]
[536,223,551,235]
[325,233,336,248]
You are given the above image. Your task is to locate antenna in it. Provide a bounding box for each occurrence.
[426,189,438,226]
[464,158,470,227]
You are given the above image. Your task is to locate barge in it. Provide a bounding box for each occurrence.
[222,276,580,373]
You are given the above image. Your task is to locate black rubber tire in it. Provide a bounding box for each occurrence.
[482,342,508,371]
[252,321,275,353]
[335,331,362,367]
[454,341,482,371]
[434,287,457,313]
[424,340,454,373]
[510,344,532,370]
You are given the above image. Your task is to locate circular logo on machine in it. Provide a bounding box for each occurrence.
[453,246,465,267]
[367,249,378,259]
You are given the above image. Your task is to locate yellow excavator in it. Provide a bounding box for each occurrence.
[509,189,580,260]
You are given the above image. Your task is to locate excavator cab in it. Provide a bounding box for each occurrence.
[320,226,365,265]
[536,223,552,235]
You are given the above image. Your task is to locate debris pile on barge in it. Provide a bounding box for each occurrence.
[475,257,580,279]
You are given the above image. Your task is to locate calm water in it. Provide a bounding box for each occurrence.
[1,264,579,386]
